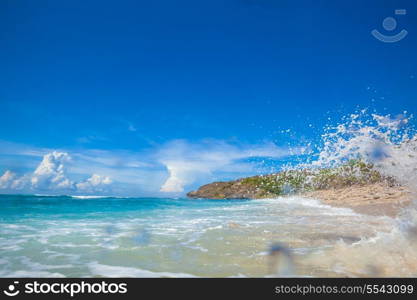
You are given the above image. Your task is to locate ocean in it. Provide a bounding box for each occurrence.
[0,193,400,277]
[1,112,417,277]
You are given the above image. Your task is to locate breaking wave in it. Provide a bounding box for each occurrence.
[297,110,417,277]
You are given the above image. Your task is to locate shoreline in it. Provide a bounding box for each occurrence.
[301,183,412,217]
[186,161,414,218]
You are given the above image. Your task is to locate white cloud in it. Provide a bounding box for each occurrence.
[157,140,295,193]
[0,170,16,189]
[160,160,211,193]
[76,174,112,193]
[0,139,48,157]
[0,151,113,194]
[31,151,73,190]
[11,174,32,190]
[0,170,32,190]
[0,139,301,196]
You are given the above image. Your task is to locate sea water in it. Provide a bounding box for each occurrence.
[0,194,398,277]
[1,112,417,277]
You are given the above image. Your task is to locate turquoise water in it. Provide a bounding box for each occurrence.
[0,194,395,277]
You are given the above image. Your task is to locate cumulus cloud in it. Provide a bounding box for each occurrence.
[158,140,296,193]
[0,170,16,189]
[76,174,112,193]
[160,160,211,193]
[0,139,302,196]
[0,170,32,190]
[0,151,113,194]
[31,151,73,190]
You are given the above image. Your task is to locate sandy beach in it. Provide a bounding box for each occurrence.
[303,183,412,217]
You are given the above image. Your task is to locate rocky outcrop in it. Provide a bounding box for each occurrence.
[186,179,267,199]
[187,160,397,199]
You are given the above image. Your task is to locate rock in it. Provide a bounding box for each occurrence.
[186,178,264,199]
[186,160,396,200]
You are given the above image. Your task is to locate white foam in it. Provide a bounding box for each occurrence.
[313,111,417,189]
[0,270,65,278]
[20,256,73,270]
[0,245,23,251]
[71,195,109,199]
[87,262,197,278]
[262,196,358,215]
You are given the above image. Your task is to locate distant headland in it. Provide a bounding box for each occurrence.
[187,160,411,217]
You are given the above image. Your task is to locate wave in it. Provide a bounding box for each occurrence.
[310,110,417,187]
[261,196,358,215]
[294,110,417,276]
[0,193,130,200]
[70,195,112,199]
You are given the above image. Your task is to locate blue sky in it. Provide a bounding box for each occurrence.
[0,0,416,196]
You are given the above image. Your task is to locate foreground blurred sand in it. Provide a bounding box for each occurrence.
[303,183,412,217]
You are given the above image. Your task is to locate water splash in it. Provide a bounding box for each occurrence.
[297,110,417,277]
[312,110,416,189]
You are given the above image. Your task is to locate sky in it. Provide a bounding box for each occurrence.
[0,0,416,196]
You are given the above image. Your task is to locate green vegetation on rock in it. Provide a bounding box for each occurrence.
[187,160,395,199]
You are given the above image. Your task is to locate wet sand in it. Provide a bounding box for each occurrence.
[302,183,412,217]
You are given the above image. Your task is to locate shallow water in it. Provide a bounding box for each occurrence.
[0,194,401,277]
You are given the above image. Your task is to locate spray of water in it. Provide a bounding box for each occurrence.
[313,110,416,188]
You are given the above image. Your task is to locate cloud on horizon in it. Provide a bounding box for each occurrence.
[0,139,300,196]
[0,151,112,194]
[157,139,295,193]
